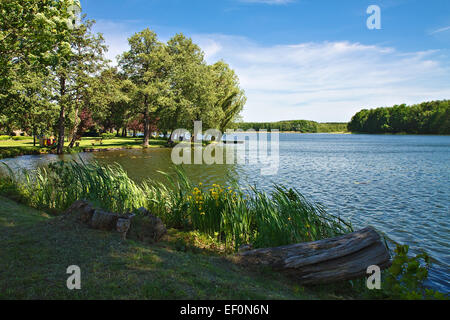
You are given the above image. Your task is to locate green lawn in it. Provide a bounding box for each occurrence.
[0,196,356,300]
[0,137,168,159]
[0,136,167,148]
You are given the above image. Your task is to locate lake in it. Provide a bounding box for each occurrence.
[2,133,449,292]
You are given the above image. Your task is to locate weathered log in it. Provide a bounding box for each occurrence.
[237,227,391,284]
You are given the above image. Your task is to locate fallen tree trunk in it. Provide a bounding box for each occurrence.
[237,227,391,284]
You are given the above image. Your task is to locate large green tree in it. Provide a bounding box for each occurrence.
[119,29,170,146]
[209,61,246,132]
[52,18,107,153]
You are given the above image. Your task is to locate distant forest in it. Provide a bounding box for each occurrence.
[235,120,348,133]
[348,100,449,134]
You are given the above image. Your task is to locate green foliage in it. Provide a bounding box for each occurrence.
[0,160,147,213]
[348,100,450,134]
[100,133,116,140]
[0,147,42,160]
[237,120,348,133]
[0,136,33,141]
[0,161,352,251]
[317,123,349,133]
[1,2,246,153]
[364,244,448,300]
[384,245,447,299]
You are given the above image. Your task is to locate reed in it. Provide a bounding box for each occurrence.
[0,160,353,250]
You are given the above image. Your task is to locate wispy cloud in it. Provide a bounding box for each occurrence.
[430,25,450,35]
[92,20,450,122]
[193,35,450,122]
[239,0,294,4]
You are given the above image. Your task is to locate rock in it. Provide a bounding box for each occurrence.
[238,244,253,253]
[64,200,95,223]
[90,209,119,231]
[116,218,132,240]
[137,207,149,215]
[64,201,166,243]
[128,213,167,243]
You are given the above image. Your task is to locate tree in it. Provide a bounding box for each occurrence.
[119,29,170,146]
[209,61,246,132]
[90,67,136,138]
[0,0,80,143]
[162,33,217,134]
[2,70,57,145]
[0,0,78,97]
[51,17,107,153]
[348,100,449,134]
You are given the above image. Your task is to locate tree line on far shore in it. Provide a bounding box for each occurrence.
[348,100,449,134]
[0,1,246,153]
[236,121,348,133]
[233,100,449,135]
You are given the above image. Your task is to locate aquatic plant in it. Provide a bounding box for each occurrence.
[0,160,353,250]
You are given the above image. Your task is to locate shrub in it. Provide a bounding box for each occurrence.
[101,133,116,140]
[383,245,447,299]
[364,244,448,300]
[0,147,42,159]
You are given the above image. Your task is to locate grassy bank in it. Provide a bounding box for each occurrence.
[0,136,168,159]
[0,195,357,299]
[0,161,445,300]
[0,161,352,250]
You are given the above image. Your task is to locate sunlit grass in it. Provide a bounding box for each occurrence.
[0,136,166,148]
[0,137,168,159]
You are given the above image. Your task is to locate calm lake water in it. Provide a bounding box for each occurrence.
[2,133,449,292]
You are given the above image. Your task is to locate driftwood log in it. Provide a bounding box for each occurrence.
[237,227,391,284]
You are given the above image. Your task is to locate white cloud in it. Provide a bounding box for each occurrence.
[239,0,294,4]
[193,34,450,122]
[430,25,450,35]
[92,20,450,122]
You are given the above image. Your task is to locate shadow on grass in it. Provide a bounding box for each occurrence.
[0,196,337,300]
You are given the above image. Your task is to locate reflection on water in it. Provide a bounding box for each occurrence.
[1,134,449,293]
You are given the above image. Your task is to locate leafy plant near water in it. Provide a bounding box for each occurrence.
[368,245,448,300]
[0,160,353,250]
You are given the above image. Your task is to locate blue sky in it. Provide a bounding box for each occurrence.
[80,0,450,122]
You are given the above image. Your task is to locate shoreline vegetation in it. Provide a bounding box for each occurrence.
[0,195,360,300]
[0,161,446,300]
[1,126,448,161]
[1,1,448,302]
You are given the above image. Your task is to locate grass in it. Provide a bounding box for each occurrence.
[0,195,360,300]
[0,136,168,159]
[0,160,353,250]
[1,163,443,299]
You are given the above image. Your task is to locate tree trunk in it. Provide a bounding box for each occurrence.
[56,76,66,155]
[122,127,127,137]
[33,126,36,147]
[237,227,391,285]
[68,105,79,148]
[143,96,150,147]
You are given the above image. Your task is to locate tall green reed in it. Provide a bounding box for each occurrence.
[0,160,353,250]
